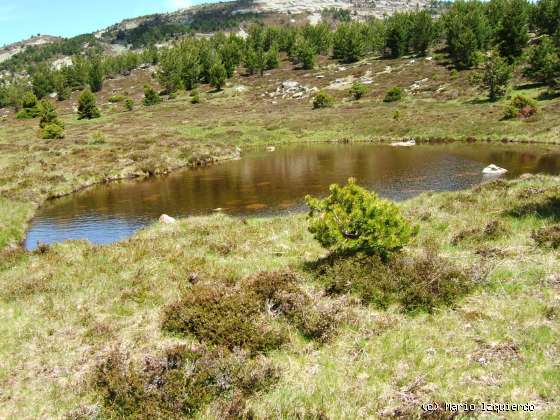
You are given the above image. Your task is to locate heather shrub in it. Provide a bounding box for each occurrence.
[384,86,404,102]
[315,249,474,313]
[313,91,334,109]
[532,224,560,249]
[162,271,339,351]
[92,345,278,419]
[305,178,417,257]
[124,99,134,111]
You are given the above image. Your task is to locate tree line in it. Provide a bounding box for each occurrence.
[1,0,559,111]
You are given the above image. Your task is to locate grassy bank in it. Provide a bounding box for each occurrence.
[1,175,559,418]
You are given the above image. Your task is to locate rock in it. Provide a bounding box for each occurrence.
[391,139,416,147]
[282,80,299,89]
[266,146,276,152]
[482,164,508,176]
[159,214,176,224]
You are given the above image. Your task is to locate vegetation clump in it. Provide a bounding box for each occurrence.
[143,85,162,106]
[124,98,134,111]
[15,92,40,119]
[315,248,475,313]
[93,344,278,419]
[384,86,404,103]
[349,82,368,100]
[77,89,101,119]
[532,224,560,249]
[504,94,538,119]
[162,270,338,352]
[313,91,334,109]
[306,178,417,257]
[37,99,64,139]
[108,94,126,103]
[479,54,512,101]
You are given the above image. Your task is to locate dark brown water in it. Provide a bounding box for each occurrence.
[25,143,560,250]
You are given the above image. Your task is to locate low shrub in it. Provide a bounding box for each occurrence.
[162,271,338,351]
[305,178,417,257]
[124,99,134,111]
[450,69,459,79]
[143,85,162,106]
[532,224,560,249]
[507,188,560,220]
[451,220,507,245]
[316,249,475,313]
[16,92,39,119]
[41,123,64,139]
[504,94,538,119]
[108,94,126,103]
[313,91,334,109]
[349,82,368,100]
[384,86,404,102]
[191,94,201,104]
[16,107,39,119]
[168,91,178,100]
[92,345,278,419]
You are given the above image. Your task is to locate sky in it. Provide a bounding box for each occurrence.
[0,0,219,46]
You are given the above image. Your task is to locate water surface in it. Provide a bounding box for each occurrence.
[25,143,560,250]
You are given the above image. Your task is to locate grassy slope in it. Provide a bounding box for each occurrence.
[1,54,560,247]
[0,176,559,418]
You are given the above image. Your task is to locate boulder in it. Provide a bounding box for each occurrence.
[482,164,508,176]
[159,214,176,224]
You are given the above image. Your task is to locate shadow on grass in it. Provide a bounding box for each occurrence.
[507,193,560,221]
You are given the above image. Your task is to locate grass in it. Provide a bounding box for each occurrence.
[0,176,559,417]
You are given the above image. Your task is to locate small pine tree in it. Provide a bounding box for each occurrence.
[209,63,227,90]
[38,99,63,128]
[294,38,316,70]
[480,54,512,101]
[77,89,101,119]
[143,85,162,106]
[16,92,40,119]
[41,123,65,139]
[124,99,134,111]
[384,87,404,102]
[305,178,417,257]
[88,57,104,93]
[350,82,368,100]
[313,91,334,109]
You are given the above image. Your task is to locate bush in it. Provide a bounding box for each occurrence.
[479,54,512,101]
[305,178,417,257]
[77,89,101,120]
[504,94,538,119]
[124,99,134,111]
[313,91,334,109]
[315,249,474,313]
[384,86,404,102]
[41,123,64,139]
[191,94,201,104]
[38,99,62,128]
[16,92,39,119]
[93,345,278,419]
[143,85,162,106]
[349,82,368,100]
[532,224,560,249]
[108,94,126,103]
[209,63,227,90]
[162,271,338,352]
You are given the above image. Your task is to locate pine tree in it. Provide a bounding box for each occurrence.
[480,53,512,100]
[143,85,162,106]
[209,62,227,90]
[77,89,101,119]
[496,0,529,60]
[88,57,104,92]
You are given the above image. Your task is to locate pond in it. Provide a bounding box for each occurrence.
[25,142,560,250]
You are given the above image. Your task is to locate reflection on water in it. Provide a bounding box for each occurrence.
[25,143,560,249]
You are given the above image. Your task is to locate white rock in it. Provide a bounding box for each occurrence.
[482,164,508,175]
[266,146,276,152]
[159,214,176,224]
[391,139,416,147]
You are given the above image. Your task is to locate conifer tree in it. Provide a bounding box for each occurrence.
[77,89,101,119]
